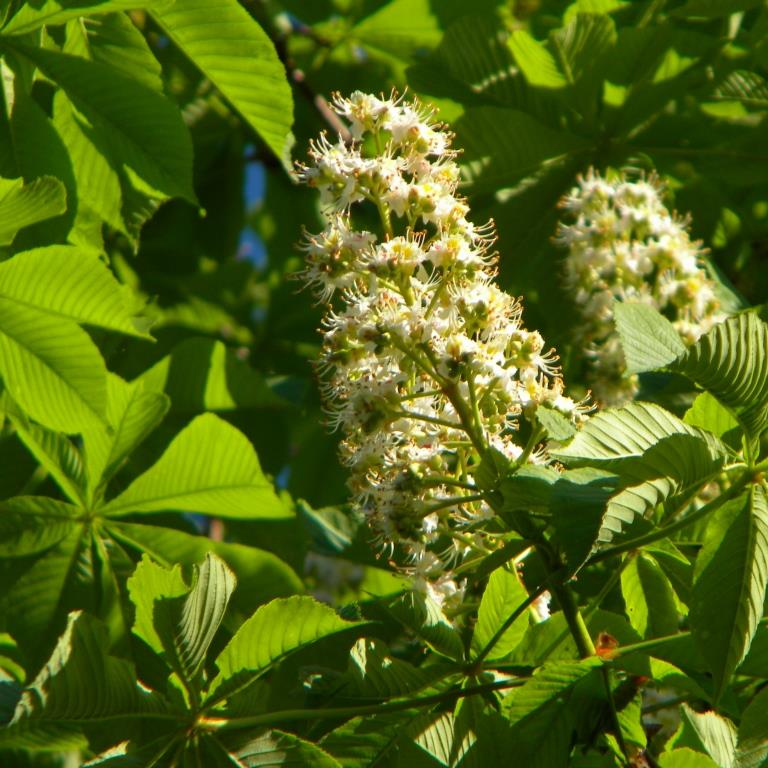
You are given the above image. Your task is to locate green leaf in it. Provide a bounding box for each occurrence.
[471,566,529,661]
[0,176,66,246]
[173,553,235,682]
[537,405,577,442]
[6,396,87,503]
[126,555,188,657]
[108,521,302,617]
[0,245,150,338]
[231,730,342,767]
[347,638,453,700]
[2,0,171,35]
[207,596,364,703]
[455,106,588,194]
[554,402,726,544]
[660,749,720,768]
[670,0,763,19]
[387,591,465,661]
[351,0,442,62]
[670,313,768,436]
[735,687,768,768]
[137,337,286,412]
[11,611,166,725]
[621,552,679,638]
[508,30,568,89]
[0,497,77,558]
[684,392,741,448]
[82,373,169,503]
[690,486,768,700]
[151,0,294,163]
[679,704,737,768]
[100,413,288,519]
[0,298,108,433]
[614,302,686,375]
[5,42,195,205]
[501,658,603,767]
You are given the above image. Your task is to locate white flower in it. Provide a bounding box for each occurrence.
[557,170,726,405]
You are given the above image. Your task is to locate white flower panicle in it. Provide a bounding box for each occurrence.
[556,170,726,405]
[298,91,585,611]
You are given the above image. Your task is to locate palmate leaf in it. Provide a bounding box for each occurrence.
[0,245,150,338]
[107,522,302,616]
[616,305,768,437]
[554,402,727,544]
[501,658,604,768]
[470,566,529,661]
[0,176,66,245]
[100,413,287,519]
[12,611,166,724]
[5,395,87,504]
[151,0,294,163]
[0,497,78,558]
[1,0,170,35]
[0,297,108,433]
[206,596,365,704]
[673,313,768,437]
[3,41,195,205]
[81,373,170,504]
[690,486,768,700]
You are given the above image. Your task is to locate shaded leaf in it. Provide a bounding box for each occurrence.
[690,487,768,700]
[0,176,66,246]
[0,497,77,558]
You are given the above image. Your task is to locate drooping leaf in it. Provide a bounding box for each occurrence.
[0,245,150,338]
[0,298,108,433]
[81,373,169,503]
[206,596,365,704]
[1,0,171,35]
[151,0,294,163]
[620,552,679,638]
[659,749,720,768]
[614,302,686,375]
[100,413,288,519]
[0,176,66,246]
[471,566,530,661]
[690,487,768,700]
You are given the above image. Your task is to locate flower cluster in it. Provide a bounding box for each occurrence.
[298,91,584,610]
[556,170,726,405]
